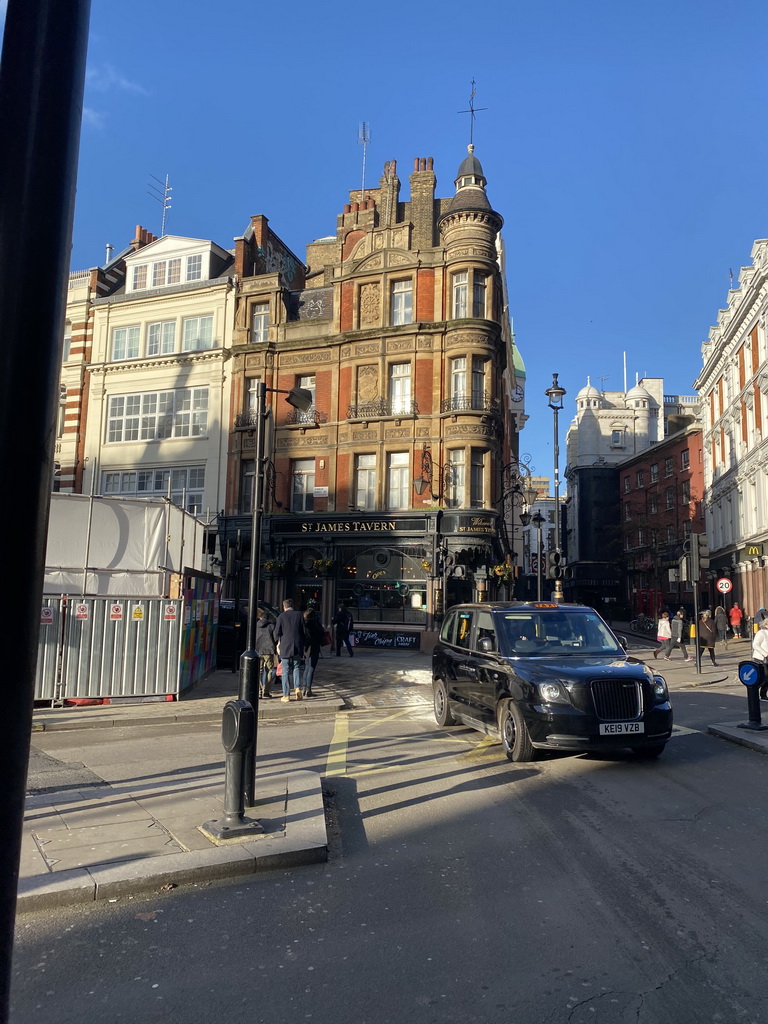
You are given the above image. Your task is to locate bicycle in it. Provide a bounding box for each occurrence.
[630,614,656,634]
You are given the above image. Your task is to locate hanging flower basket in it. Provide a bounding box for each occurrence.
[490,563,515,584]
[263,559,287,576]
[311,558,334,576]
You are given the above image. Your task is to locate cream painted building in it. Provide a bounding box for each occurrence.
[81,234,236,522]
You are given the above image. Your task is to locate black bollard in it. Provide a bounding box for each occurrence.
[737,661,768,732]
[201,700,264,839]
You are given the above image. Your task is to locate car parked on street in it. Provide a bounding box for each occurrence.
[432,602,673,761]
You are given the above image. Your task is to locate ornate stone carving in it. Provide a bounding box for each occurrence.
[359,282,381,326]
[385,428,411,439]
[279,352,333,366]
[359,255,383,272]
[389,253,410,266]
[357,365,379,403]
[416,336,433,349]
[386,340,412,352]
[275,434,330,448]
[445,424,495,438]
[355,343,380,355]
[341,346,352,358]
[352,430,375,441]
[416,427,431,437]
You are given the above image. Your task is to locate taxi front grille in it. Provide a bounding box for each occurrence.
[590,679,641,721]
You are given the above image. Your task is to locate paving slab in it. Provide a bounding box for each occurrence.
[708,722,768,755]
[17,770,327,913]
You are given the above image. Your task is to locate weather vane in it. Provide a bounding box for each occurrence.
[458,79,487,146]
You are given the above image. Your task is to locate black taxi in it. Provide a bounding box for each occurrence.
[432,602,673,761]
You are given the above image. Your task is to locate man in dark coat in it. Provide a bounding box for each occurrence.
[254,610,276,698]
[274,598,309,701]
[332,602,354,657]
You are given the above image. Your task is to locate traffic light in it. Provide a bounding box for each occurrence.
[689,533,711,578]
[696,534,710,571]
[546,551,562,579]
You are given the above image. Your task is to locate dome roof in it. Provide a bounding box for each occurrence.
[626,382,652,402]
[576,378,601,401]
[456,148,486,185]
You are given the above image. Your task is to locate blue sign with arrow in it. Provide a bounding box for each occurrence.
[739,661,762,686]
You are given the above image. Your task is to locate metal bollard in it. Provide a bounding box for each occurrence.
[737,661,768,732]
[201,700,264,839]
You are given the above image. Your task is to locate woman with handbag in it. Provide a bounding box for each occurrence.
[698,609,718,666]
[653,611,673,660]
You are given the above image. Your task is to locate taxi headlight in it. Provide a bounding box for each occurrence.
[652,675,669,702]
[537,682,569,704]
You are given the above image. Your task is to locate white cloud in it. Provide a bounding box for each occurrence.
[86,63,148,96]
[82,107,106,130]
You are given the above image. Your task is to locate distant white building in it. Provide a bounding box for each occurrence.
[564,377,699,608]
[694,239,768,618]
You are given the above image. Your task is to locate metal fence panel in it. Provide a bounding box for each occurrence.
[35,598,63,700]
[62,598,182,699]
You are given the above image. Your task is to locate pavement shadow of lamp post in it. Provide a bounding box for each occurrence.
[240,382,313,809]
[545,372,567,602]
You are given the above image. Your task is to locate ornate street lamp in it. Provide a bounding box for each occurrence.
[545,373,567,602]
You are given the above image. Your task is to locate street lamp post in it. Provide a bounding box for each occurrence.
[240,382,313,807]
[545,373,567,603]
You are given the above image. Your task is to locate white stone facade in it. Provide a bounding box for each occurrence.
[694,239,768,618]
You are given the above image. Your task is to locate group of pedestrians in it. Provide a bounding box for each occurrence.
[651,600,766,669]
[253,599,356,702]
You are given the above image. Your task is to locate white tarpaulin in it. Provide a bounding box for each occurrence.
[44,494,206,596]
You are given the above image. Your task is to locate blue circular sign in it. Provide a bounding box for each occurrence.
[739,662,761,686]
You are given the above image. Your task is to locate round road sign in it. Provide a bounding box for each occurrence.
[738,661,762,687]
[716,577,732,594]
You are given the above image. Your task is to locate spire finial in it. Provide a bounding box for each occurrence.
[457,79,487,147]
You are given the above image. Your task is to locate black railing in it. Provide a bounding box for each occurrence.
[234,409,259,429]
[440,392,500,415]
[347,398,419,419]
[285,407,325,426]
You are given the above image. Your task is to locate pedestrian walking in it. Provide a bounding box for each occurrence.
[653,611,673,660]
[670,609,691,661]
[752,619,768,699]
[302,604,325,697]
[332,602,354,657]
[254,609,276,698]
[697,609,718,666]
[274,598,309,702]
[714,605,729,649]
[729,602,743,640]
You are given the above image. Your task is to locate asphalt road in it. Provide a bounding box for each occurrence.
[12,680,768,1024]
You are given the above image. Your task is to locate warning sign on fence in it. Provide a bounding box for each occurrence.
[109,604,123,621]
[132,605,145,621]
[164,604,177,621]
[75,603,89,620]
[40,607,54,625]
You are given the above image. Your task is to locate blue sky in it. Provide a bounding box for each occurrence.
[15,0,768,482]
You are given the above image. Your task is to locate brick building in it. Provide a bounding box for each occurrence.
[222,148,522,636]
[617,422,705,617]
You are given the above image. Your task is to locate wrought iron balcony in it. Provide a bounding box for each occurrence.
[347,398,419,420]
[440,392,500,416]
[234,409,260,430]
[285,407,325,426]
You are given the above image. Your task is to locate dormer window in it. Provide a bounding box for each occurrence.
[460,175,475,186]
[186,254,202,281]
[151,258,181,288]
[133,265,147,290]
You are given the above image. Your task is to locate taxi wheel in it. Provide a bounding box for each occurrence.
[433,679,456,727]
[499,700,536,762]
[631,743,666,759]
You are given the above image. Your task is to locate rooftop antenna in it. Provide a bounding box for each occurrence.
[358,122,370,203]
[623,351,627,393]
[147,173,172,236]
[458,78,487,147]
[598,375,609,393]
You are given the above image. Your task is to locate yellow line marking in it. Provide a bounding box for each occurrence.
[347,709,414,740]
[325,713,350,777]
[458,735,500,760]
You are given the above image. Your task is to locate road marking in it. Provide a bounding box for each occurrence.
[325,713,350,777]
[458,735,500,761]
[672,725,700,736]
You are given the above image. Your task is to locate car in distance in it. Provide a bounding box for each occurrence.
[432,602,673,761]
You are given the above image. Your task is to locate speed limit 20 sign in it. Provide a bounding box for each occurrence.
[716,577,732,594]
